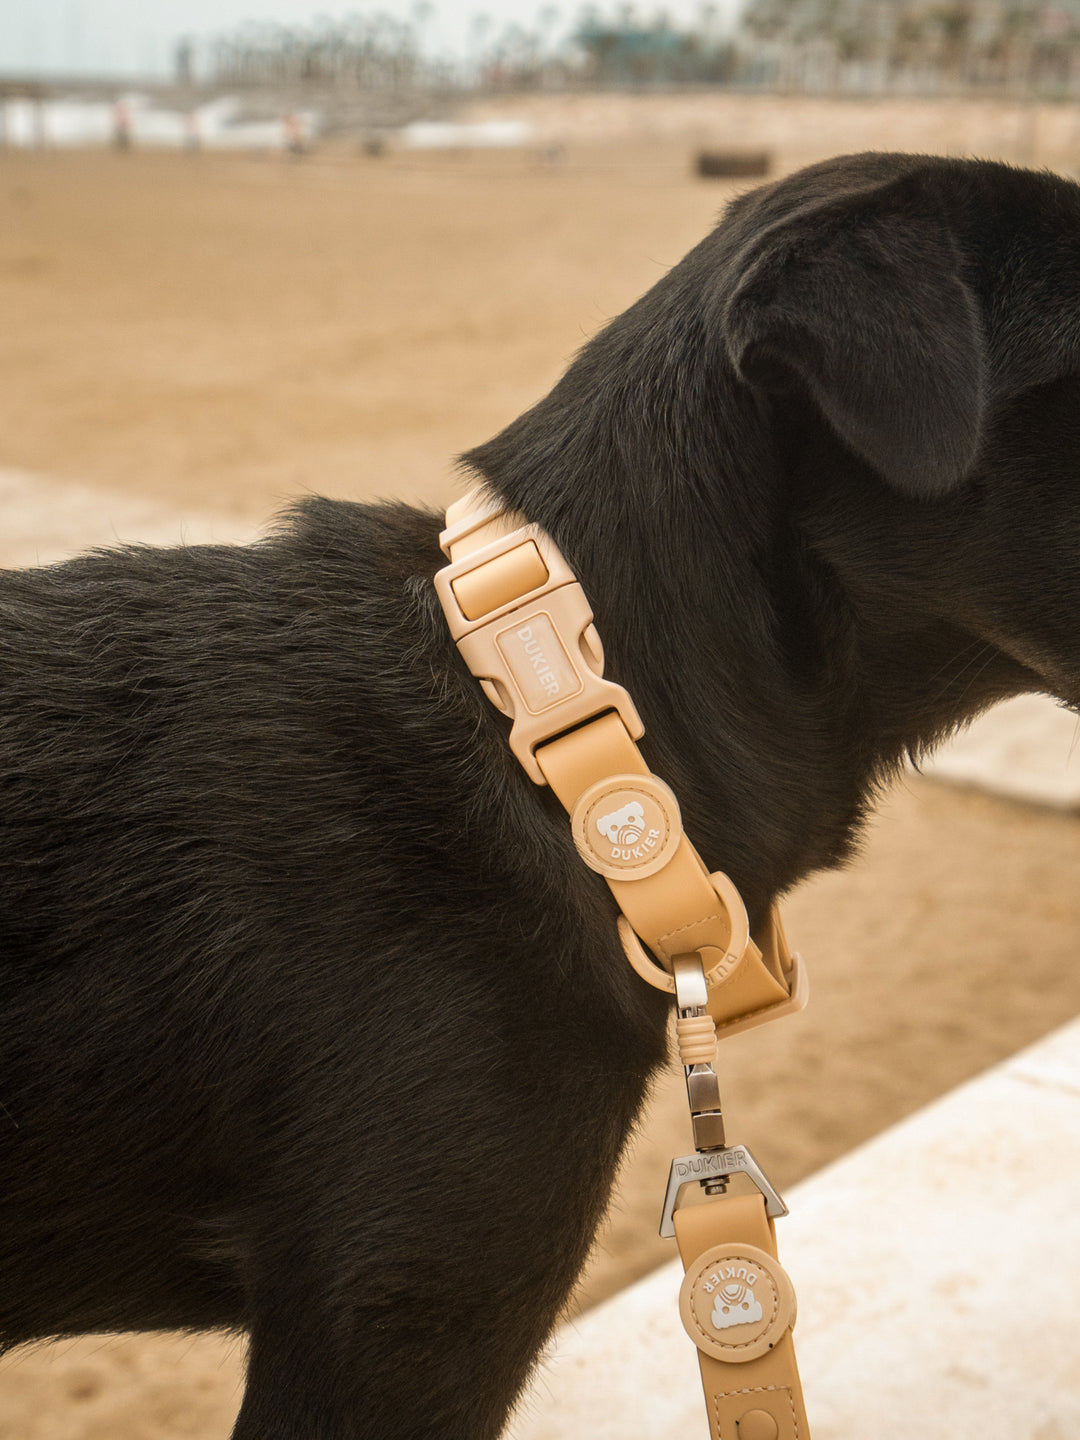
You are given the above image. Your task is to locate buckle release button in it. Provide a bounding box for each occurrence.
[451,541,549,621]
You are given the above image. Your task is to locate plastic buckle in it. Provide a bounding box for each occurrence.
[438,490,508,558]
[434,524,644,784]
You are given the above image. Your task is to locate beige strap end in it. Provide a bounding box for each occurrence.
[675,1196,811,1440]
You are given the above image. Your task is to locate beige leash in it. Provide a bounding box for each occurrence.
[436,489,811,1440]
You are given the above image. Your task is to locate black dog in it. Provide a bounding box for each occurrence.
[1,152,1078,1438]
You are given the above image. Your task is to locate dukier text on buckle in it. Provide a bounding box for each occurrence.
[659,1145,789,1239]
[434,523,643,783]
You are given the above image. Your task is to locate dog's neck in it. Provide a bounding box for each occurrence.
[461,372,840,913]
[460,286,1036,913]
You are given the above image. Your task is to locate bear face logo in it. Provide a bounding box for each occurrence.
[595,801,647,847]
[711,1281,764,1331]
[571,775,681,883]
[680,1242,794,1363]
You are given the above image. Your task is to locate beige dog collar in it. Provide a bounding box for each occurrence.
[436,487,812,1439]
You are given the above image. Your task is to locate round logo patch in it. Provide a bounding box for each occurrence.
[679,1242,795,1363]
[571,774,682,881]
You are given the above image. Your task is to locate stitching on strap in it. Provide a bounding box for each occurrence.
[657,911,727,964]
[711,1384,799,1440]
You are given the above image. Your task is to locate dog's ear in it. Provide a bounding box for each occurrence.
[723,181,988,499]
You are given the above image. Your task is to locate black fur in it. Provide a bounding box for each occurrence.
[1,152,1078,1438]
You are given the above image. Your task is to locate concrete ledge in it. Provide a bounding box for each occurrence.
[924,695,1080,809]
[509,1018,1080,1440]
[0,468,256,569]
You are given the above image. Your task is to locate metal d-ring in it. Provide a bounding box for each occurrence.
[616,871,750,995]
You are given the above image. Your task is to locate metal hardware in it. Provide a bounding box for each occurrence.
[691,1111,728,1152]
[661,952,788,1236]
[673,954,709,1011]
[659,1145,789,1239]
[616,871,751,999]
[684,1065,723,1115]
[673,953,729,1175]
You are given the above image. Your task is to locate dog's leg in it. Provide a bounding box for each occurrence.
[224,950,662,1440]
[230,1181,610,1439]
[235,1286,532,1440]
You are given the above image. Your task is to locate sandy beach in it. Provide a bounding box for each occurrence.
[1,93,1078,1436]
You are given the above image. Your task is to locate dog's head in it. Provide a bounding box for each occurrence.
[465,151,1080,795]
[716,153,1080,715]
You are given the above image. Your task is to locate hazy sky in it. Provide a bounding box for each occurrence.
[0,0,742,78]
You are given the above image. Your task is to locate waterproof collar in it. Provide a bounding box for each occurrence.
[434,486,807,1039]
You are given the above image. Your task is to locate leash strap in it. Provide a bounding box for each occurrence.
[435,489,812,1438]
[675,1196,809,1440]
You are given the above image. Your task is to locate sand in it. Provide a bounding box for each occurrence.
[0,93,1079,1437]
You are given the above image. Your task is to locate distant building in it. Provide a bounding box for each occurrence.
[738,0,1080,94]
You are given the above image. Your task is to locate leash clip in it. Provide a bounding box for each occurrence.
[659,1145,789,1239]
[660,955,789,1238]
